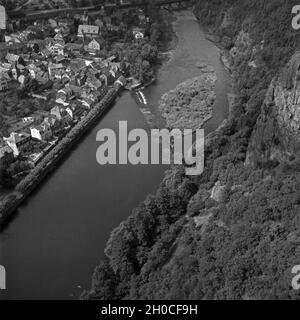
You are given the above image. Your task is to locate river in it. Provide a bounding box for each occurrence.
[0,11,231,300]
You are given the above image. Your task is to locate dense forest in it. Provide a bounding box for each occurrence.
[82,0,300,300]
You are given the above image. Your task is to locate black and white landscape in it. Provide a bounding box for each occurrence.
[0,0,300,301]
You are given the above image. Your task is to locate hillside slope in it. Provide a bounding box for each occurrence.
[83,0,300,300]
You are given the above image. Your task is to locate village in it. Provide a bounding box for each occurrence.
[0,4,151,188]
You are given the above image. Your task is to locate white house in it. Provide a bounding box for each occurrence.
[6,53,20,65]
[30,122,52,141]
[78,25,99,38]
[134,31,144,40]
[133,28,144,40]
[49,42,64,56]
[87,39,100,52]
[65,107,73,119]
[22,117,34,123]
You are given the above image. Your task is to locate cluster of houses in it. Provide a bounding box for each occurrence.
[0,14,130,170]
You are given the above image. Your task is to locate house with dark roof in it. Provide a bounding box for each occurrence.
[86,74,102,90]
[35,70,49,85]
[0,43,8,59]
[100,69,116,86]
[50,106,72,126]
[69,59,86,73]
[65,43,83,56]
[7,43,25,55]
[69,101,86,119]
[44,115,59,129]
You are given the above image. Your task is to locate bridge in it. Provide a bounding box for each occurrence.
[7,0,194,20]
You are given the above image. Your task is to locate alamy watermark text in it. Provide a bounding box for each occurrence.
[96,121,204,176]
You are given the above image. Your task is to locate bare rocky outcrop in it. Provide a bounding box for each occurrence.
[193,212,213,228]
[246,52,300,165]
[227,28,263,74]
[229,30,252,62]
[210,181,227,203]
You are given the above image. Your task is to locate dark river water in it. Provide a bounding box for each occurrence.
[0,11,231,300]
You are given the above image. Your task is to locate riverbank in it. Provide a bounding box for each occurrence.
[204,32,233,77]
[0,84,124,229]
[201,28,237,122]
